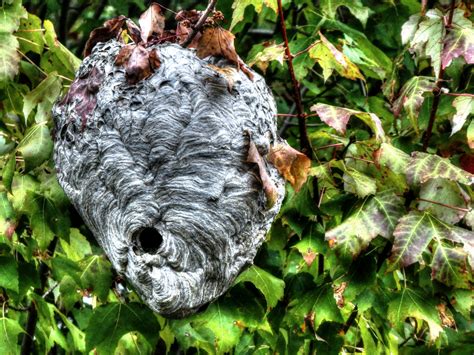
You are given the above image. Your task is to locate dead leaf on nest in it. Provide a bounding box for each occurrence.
[207,64,237,92]
[268,144,311,192]
[84,16,127,57]
[247,140,278,208]
[197,27,239,65]
[115,44,160,84]
[139,2,165,43]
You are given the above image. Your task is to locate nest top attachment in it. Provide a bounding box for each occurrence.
[53,40,286,317]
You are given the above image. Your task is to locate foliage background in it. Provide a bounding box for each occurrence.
[0,0,473,353]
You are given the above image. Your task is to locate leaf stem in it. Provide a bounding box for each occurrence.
[277,0,313,159]
[417,198,470,212]
[443,92,474,98]
[421,0,457,151]
[181,0,217,48]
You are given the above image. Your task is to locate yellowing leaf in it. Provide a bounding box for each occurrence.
[325,191,405,256]
[248,42,285,72]
[268,144,311,192]
[230,0,277,30]
[309,33,364,81]
[310,103,385,140]
[0,33,20,84]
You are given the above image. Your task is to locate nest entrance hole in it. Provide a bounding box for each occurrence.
[132,227,163,254]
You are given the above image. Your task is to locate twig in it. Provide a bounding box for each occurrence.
[417,198,471,212]
[421,0,428,16]
[181,0,217,48]
[443,92,474,98]
[422,0,457,151]
[277,0,313,158]
[316,143,345,151]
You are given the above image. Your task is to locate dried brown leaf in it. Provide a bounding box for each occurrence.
[139,3,165,43]
[197,27,239,65]
[268,144,311,192]
[84,16,127,57]
[115,44,159,84]
[247,140,278,208]
[126,19,142,43]
[207,64,237,92]
[303,248,317,267]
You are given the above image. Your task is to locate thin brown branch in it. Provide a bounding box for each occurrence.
[421,0,428,16]
[293,40,320,58]
[443,92,474,98]
[277,0,313,159]
[422,0,457,151]
[181,0,217,48]
[417,198,471,212]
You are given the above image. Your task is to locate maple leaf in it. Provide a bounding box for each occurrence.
[392,76,437,133]
[267,144,311,192]
[247,140,278,208]
[83,16,127,57]
[441,9,474,70]
[248,42,285,72]
[230,0,277,30]
[310,103,385,141]
[196,27,239,66]
[309,32,364,82]
[138,3,165,43]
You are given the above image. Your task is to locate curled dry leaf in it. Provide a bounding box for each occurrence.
[268,144,311,192]
[247,140,278,208]
[139,3,165,43]
[207,64,237,92]
[84,16,127,57]
[115,44,160,84]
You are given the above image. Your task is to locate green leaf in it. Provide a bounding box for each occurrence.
[16,12,44,55]
[448,289,473,318]
[230,0,277,30]
[0,0,27,34]
[392,76,436,133]
[450,95,474,136]
[2,153,15,193]
[17,123,53,171]
[343,167,376,198]
[22,72,62,122]
[248,42,285,72]
[59,228,92,261]
[401,14,420,45]
[418,178,470,224]
[0,256,19,293]
[387,288,443,340]
[377,143,410,175]
[408,9,445,77]
[286,277,343,329]
[468,119,474,149]
[0,318,24,355]
[234,265,285,309]
[431,244,471,288]
[308,33,364,82]
[390,211,474,286]
[407,152,474,186]
[85,303,160,353]
[0,33,20,84]
[310,103,385,140]
[79,255,113,301]
[0,191,16,239]
[441,9,474,70]
[325,191,405,256]
[319,0,372,27]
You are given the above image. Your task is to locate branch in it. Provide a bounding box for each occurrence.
[181,0,217,48]
[417,198,471,212]
[277,0,313,159]
[422,0,457,151]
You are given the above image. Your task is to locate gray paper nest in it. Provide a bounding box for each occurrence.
[53,41,285,318]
